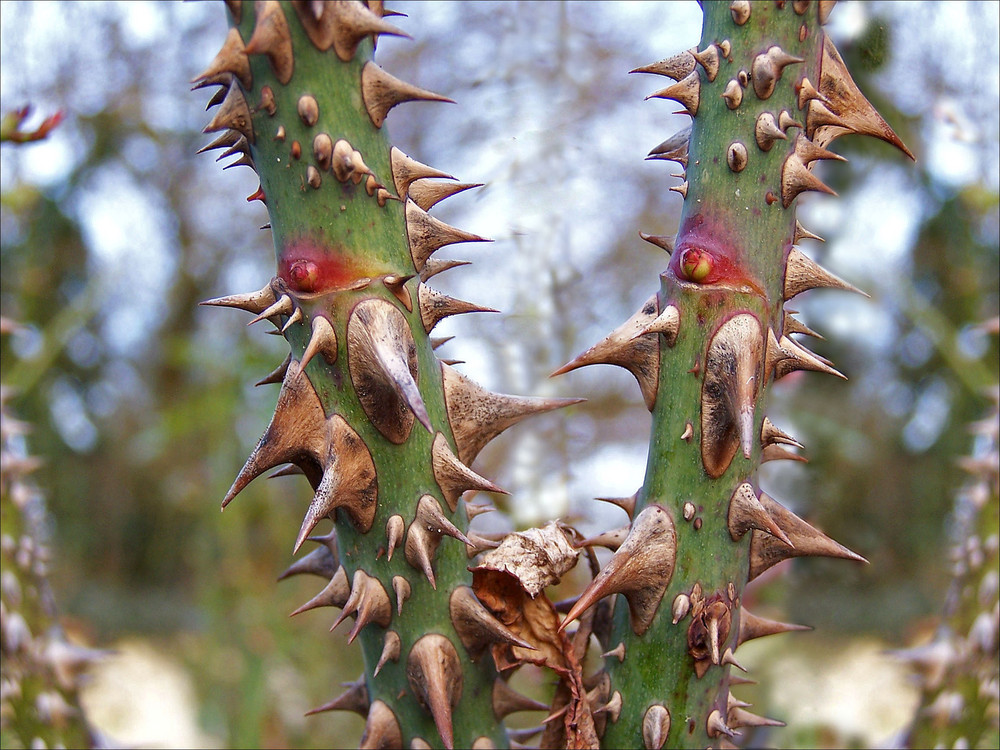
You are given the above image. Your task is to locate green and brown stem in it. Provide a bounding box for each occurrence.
[556,1,912,747]
[196,2,577,747]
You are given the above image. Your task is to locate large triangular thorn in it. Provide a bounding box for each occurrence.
[361,61,454,129]
[408,179,482,212]
[642,704,671,750]
[374,630,401,677]
[701,314,763,478]
[300,415,378,541]
[203,81,254,143]
[291,0,409,61]
[205,84,230,110]
[417,283,497,334]
[248,293,293,326]
[359,700,402,750]
[221,360,327,509]
[638,304,680,346]
[737,609,811,647]
[420,258,470,282]
[773,334,847,380]
[331,569,392,642]
[197,129,243,155]
[783,311,823,340]
[432,433,506,512]
[552,294,661,410]
[386,514,404,562]
[441,364,583,465]
[780,153,837,208]
[405,199,490,272]
[255,353,292,387]
[560,505,676,636]
[280,306,303,333]
[244,0,293,84]
[639,231,675,255]
[347,298,427,443]
[727,483,792,545]
[577,526,630,552]
[305,680,369,718]
[761,417,803,449]
[754,112,788,152]
[449,587,533,661]
[749,492,868,580]
[721,648,746,672]
[405,495,471,589]
[692,44,720,81]
[407,634,462,750]
[492,678,549,720]
[647,71,700,116]
[813,36,914,158]
[390,147,454,198]
[793,220,824,244]
[277,544,338,581]
[193,27,252,90]
[595,491,637,520]
[392,575,411,616]
[299,315,338,372]
[728,707,785,729]
[201,284,277,315]
[706,709,738,739]
[817,0,837,24]
[646,126,691,168]
[669,181,688,198]
[784,246,867,301]
[289,566,350,616]
[221,152,255,172]
[630,50,695,80]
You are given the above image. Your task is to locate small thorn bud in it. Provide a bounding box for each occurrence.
[727,141,748,172]
[722,79,743,109]
[730,0,750,25]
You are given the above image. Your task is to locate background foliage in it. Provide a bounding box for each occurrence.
[1,2,997,747]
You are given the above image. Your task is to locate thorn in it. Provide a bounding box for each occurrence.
[701,314,763,478]
[392,575,411,616]
[638,304,680,346]
[728,707,785,729]
[783,310,823,340]
[291,0,409,61]
[577,525,631,552]
[449,586,534,661]
[361,61,454,129]
[754,112,787,152]
[602,642,626,662]
[551,293,662,410]
[749,492,868,581]
[647,126,691,168]
[374,630,401,677]
[441,364,582,465]
[793,131,847,165]
[277,544,338,581]
[784,246,866,300]
[730,0,751,25]
[779,109,803,132]
[761,417,803,449]
[305,677,369,717]
[737,609,811,647]
[671,593,691,624]
[299,315,338,372]
[595,691,623,723]
[595,492,637,520]
[780,152,837,207]
[706,708,738,738]
[359,700,402,750]
[405,199,489,272]
[406,634,463,749]
[244,0,293,84]
[390,146,454,198]
[727,483,793,545]
[405,495,471,589]
[813,36,914,159]
[465,500,495,519]
[280,305,303,333]
[290,566,350,616]
[197,129,243,155]
[203,80,254,143]
[721,648,746,672]
[492,678,549,720]
[346,298,428,443]
[669,181,688,199]
[692,44,720,82]
[762,444,808,463]
[751,46,803,101]
[818,0,837,24]
[560,505,676,636]
[247,293,293,326]
[772,334,847,381]
[200,283,277,315]
[642,704,671,750]
[331,569,392,643]
[417,283,496,334]
[431,433,506,512]
[420,257,471,282]
[408,179,482,212]
[639,231,675,255]
[647,71,701,116]
[631,50,696,80]
[681,422,694,441]
[192,27,252,90]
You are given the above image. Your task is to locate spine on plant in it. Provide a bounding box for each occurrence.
[554,1,913,747]
[194,2,579,747]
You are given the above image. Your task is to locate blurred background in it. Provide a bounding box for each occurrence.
[1,1,997,747]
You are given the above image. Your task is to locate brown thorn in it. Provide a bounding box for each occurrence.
[289,566,350,616]
[359,700,402,750]
[737,608,811,647]
[244,0,293,84]
[374,630,401,677]
[304,677,369,717]
[361,61,454,129]
[406,634,463,750]
[449,587,534,662]
[431,433,506,512]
